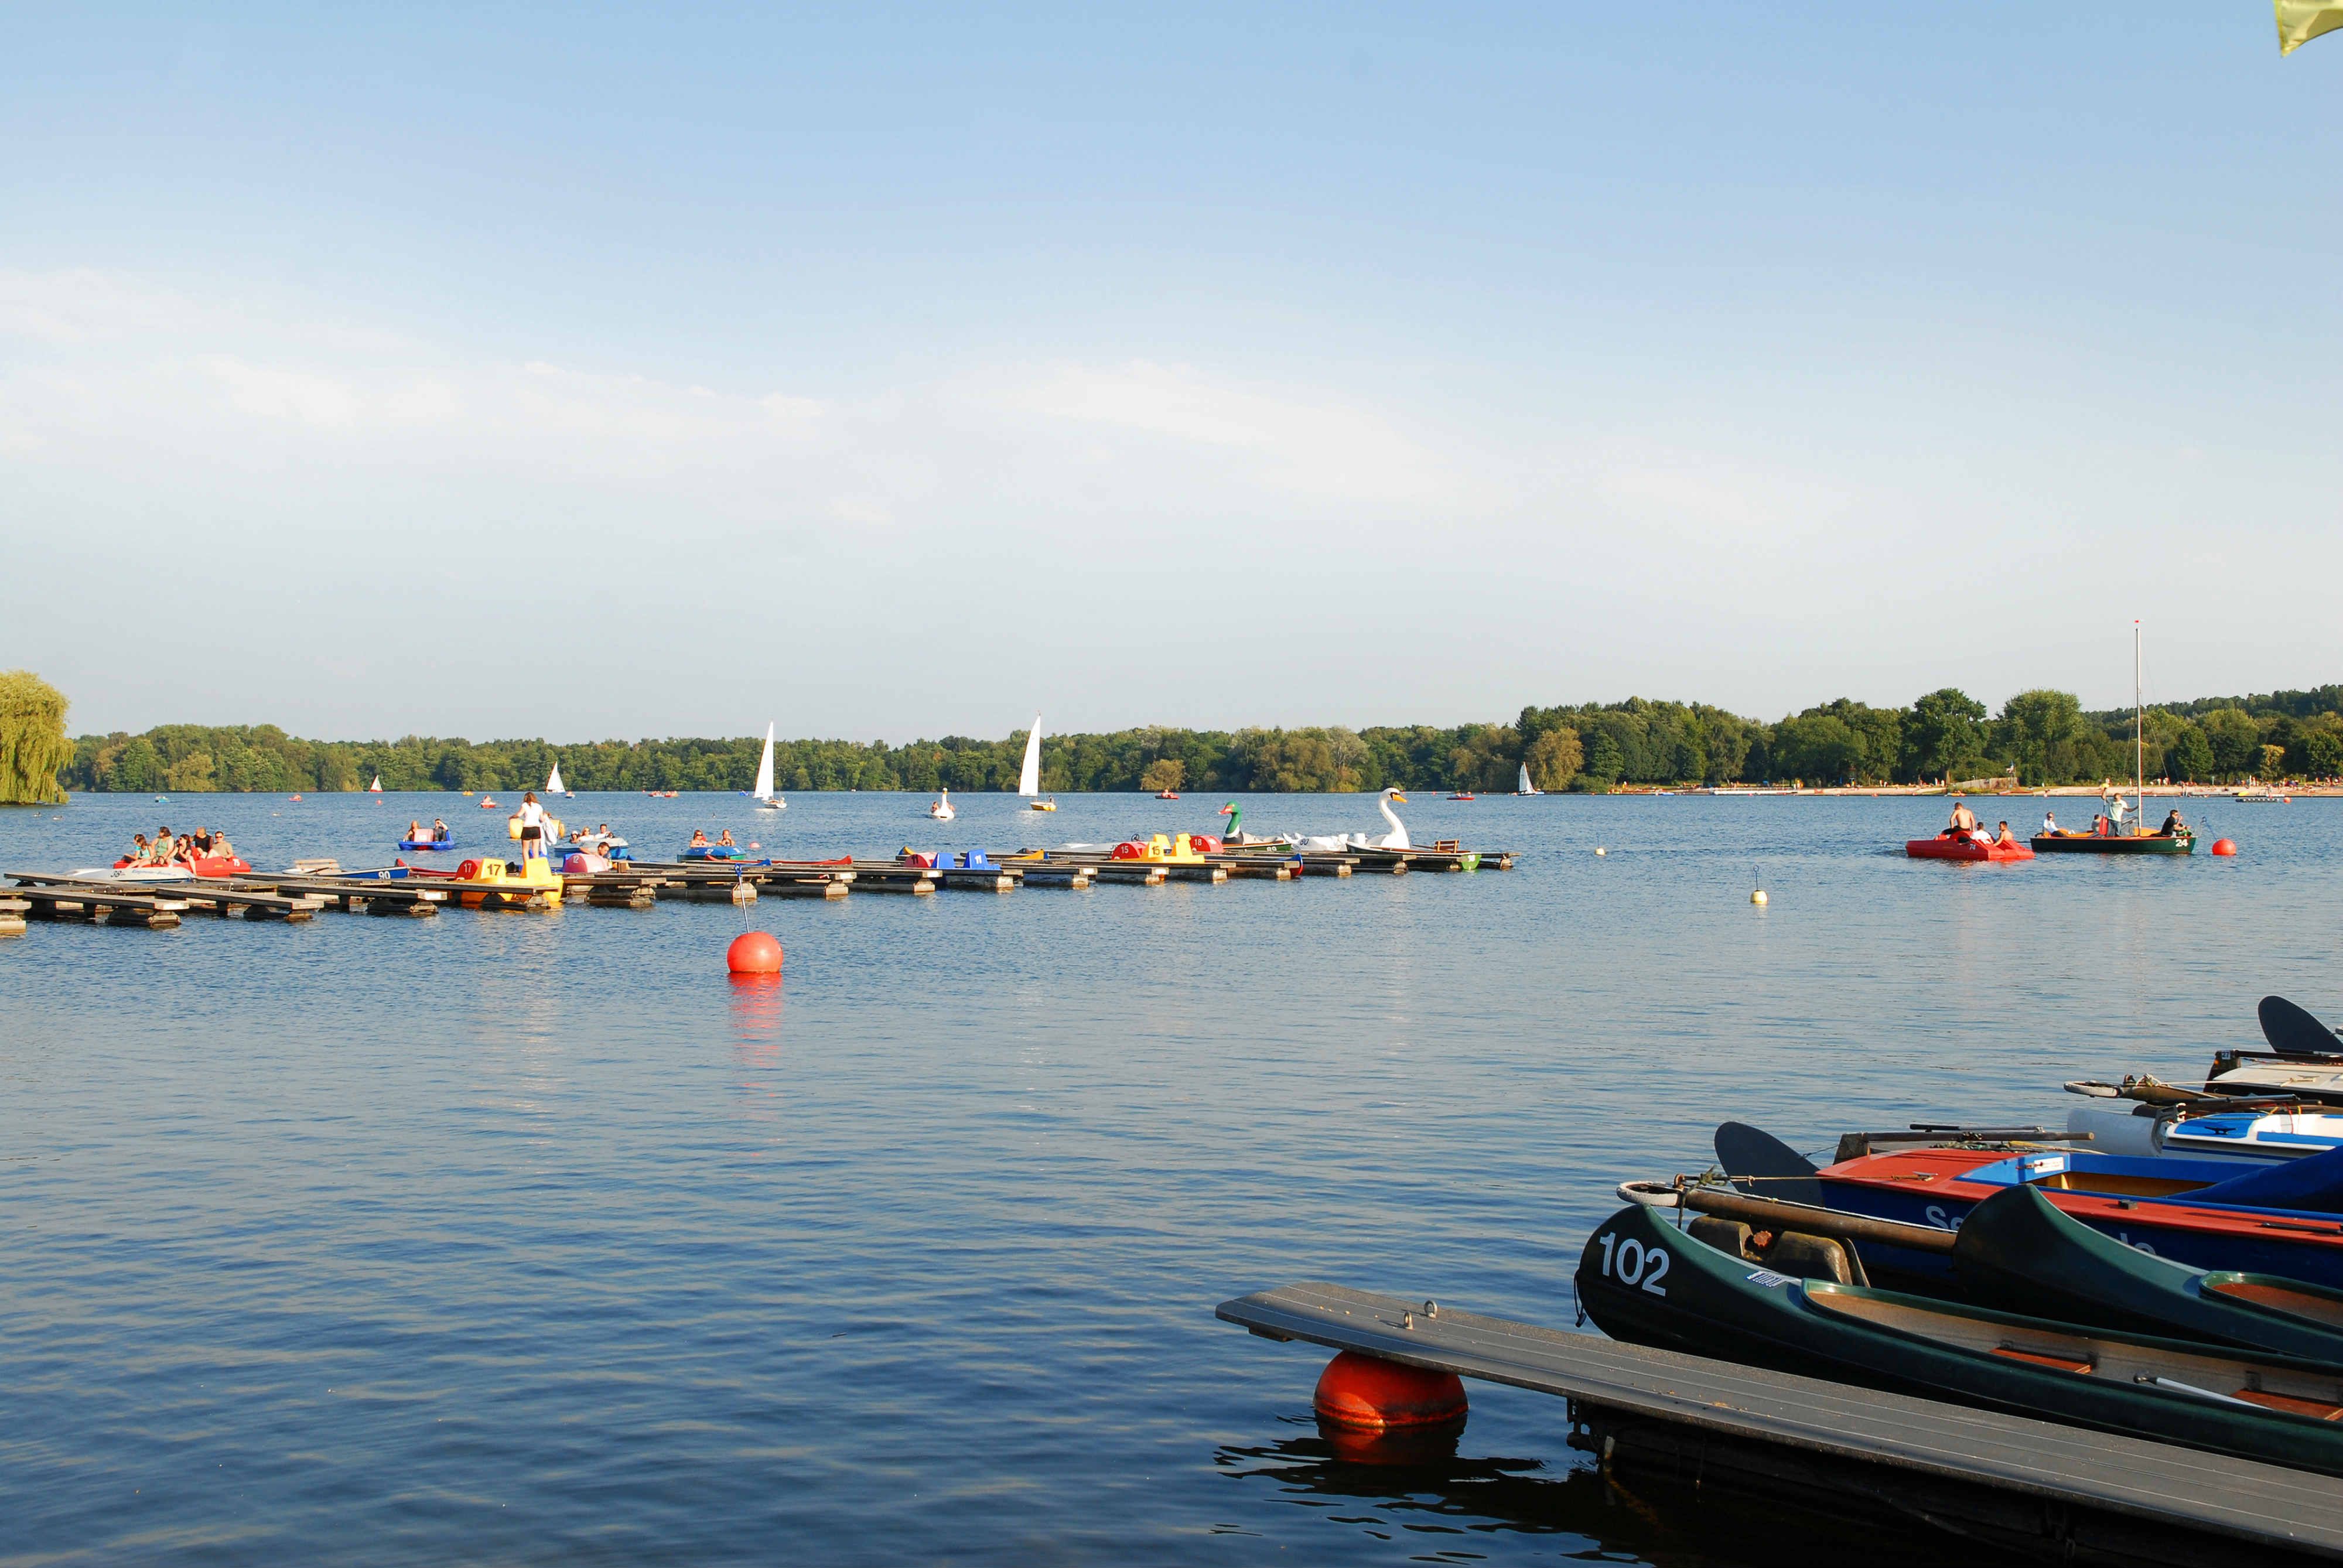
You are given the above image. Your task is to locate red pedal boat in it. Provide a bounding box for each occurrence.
[1906,830,2032,862]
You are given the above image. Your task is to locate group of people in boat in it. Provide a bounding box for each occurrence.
[127,824,234,866]
[686,829,739,849]
[405,818,452,843]
[1941,800,2021,848]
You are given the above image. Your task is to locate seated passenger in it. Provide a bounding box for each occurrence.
[2160,808,2187,837]
[2041,811,2059,836]
[409,821,425,843]
[689,829,711,848]
[1993,821,2016,846]
[432,818,449,841]
[128,832,152,863]
[1947,799,1979,836]
[718,829,736,847]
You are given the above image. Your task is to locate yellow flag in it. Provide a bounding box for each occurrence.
[2278,0,2343,53]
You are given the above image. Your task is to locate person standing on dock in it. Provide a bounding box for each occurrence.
[516,792,551,862]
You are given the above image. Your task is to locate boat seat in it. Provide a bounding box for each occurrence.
[1688,1216,1759,1260]
[2233,1388,2343,1422]
[1989,1345,2095,1375]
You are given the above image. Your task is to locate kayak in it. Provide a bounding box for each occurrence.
[1819,1143,2343,1286]
[1576,1199,2343,1476]
[1950,1185,2343,1361]
[1905,832,2031,861]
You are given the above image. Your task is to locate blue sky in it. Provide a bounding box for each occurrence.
[5,4,2338,741]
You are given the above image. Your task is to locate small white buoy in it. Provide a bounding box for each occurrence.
[1751,889,1768,904]
[1594,846,1607,856]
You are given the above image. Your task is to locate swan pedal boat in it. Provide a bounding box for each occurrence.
[1906,830,2032,862]
[1576,1197,2343,1475]
[1818,1142,2343,1287]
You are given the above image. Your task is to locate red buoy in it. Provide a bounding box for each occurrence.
[2212,838,2239,856]
[1312,1350,1467,1434]
[726,931,784,973]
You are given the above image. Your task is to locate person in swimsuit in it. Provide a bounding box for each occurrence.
[1946,799,1979,838]
[515,792,551,861]
[689,829,711,848]
[718,829,736,847]
[1993,821,2016,846]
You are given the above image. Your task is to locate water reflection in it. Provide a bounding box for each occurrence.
[1215,1429,2024,1566]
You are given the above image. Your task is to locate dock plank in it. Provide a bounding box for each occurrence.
[1218,1281,2343,1562]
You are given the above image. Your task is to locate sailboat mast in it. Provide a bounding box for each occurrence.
[2134,620,2144,820]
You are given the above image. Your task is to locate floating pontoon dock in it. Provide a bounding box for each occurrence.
[1218,1280,2343,1567]
[3,842,1509,937]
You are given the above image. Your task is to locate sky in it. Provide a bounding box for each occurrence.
[4,4,2339,742]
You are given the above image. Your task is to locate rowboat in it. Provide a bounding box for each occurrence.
[1576,1198,2343,1475]
[1951,1185,2343,1361]
[2031,828,2193,855]
[1906,831,2032,862]
[1818,1143,2343,1286]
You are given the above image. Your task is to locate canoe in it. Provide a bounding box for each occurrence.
[2030,829,2194,855]
[1576,1199,2343,1475]
[2067,1102,2343,1164]
[1951,1185,2343,1361]
[1906,832,2033,861]
[1819,1143,2343,1287]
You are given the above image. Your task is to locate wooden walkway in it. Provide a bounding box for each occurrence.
[4,839,1509,937]
[1218,1280,2343,1566]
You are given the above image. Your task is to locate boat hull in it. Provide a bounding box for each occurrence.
[2030,832,2194,855]
[1576,1201,2343,1475]
[1906,835,2033,862]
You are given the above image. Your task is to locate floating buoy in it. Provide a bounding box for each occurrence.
[1594,846,1607,856]
[726,931,784,974]
[1312,1350,1467,1435]
[2212,838,2238,856]
[1751,889,1768,904]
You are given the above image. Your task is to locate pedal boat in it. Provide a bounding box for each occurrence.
[1906,830,2032,862]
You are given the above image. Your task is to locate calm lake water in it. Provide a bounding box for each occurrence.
[2,790,2332,1566]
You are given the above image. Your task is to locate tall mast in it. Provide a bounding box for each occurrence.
[2135,619,2144,821]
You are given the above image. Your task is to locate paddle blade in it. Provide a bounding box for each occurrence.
[1713,1121,1823,1205]
[2260,995,2343,1058]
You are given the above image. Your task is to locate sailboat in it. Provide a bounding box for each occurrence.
[1019,715,1055,811]
[750,722,787,811]
[546,760,570,797]
[368,773,382,794]
[1517,761,1542,797]
[2032,622,2193,856]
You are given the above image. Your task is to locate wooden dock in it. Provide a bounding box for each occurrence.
[4,838,1508,938]
[1218,1280,2343,1567]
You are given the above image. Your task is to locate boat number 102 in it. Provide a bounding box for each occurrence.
[1593,1233,1670,1296]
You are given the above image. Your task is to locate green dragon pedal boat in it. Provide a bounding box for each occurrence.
[1576,1199,2343,1477]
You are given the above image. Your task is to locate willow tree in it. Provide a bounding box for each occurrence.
[0,670,71,804]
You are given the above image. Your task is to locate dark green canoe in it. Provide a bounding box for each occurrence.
[1576,1201,2343,1477]
[1952,1184,2343,1360]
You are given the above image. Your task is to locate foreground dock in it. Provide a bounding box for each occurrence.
[1218,1280,2343,1567]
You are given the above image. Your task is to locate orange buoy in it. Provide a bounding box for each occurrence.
[726,931,784,974]
[2212,838,2239,856]
[1312,1350,1467,1434]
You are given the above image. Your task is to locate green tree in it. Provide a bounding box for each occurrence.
[1995,689,2096,785]
[2199,708,2262,782]
[0,670,72,804]
[1902,689,1987,783]
[1523,727,1582,791]
[2290,720,2343,780]
[2165,721,2215,783]
[1769,713,1863,784]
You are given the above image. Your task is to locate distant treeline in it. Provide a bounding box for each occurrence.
[57,684,2343,795]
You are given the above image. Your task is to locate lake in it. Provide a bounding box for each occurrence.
[2,788,2328,1565]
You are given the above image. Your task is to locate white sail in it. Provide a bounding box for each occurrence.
[546,760,566,794]
[1517,762,1537,795]
[368,773,381,792]
[753,722,776,800]
[1017,715,1043,797]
